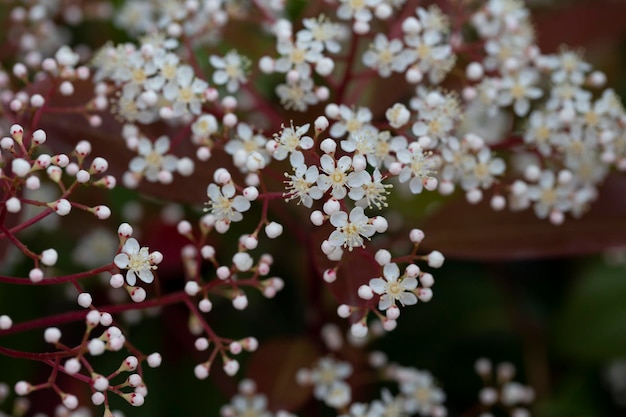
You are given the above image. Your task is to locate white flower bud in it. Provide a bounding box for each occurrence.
[320,138,336,154]
[420,272,434,287]
[194,363,210,379]
[92,375,109,392]
[25,176,40,190]
[223,359,240,376]
[233,252,253,271]
[127,374,142,387]
[199,298,213,312]
[110,273,124,288]
[177,157,195,176]
[77,293,92,308]
[466,188,483,204]
[130,287,147,303]
[323,198,340,215]
[11,158,31,177]
[93,205,111,219]
[350,322,368,338]
[41,248,58,266]
[50,199,71,216]
[200,245,215,259]
[127,392,144,407]
[466,62,484,80]
[229,341,242,355]
[427,251,445,268]
[85,310,101,327]
[314,116,329,132]
[337,304,351,318]
[216,266,230,280]
[386,305,400,320]
[490,195,506,211]
[29,268,43,283]
[146,352,162,368]
[323,268,336,283]
[325,103,339,119]
[315,57,334,76]
[185,281,200,296]
[264,221,283,238]
[91,392,105,406]
[14,381,31,396]
[417,287,433,302]
[195,337,209,351]
[44,327,61,343]
[372,216,388,233]
[0,315,12,330]
[258,56,275,73]
[232,293,248,310]
[310,210,325,226]
[59,81,74,96]
[374,249,391,265]
[243,186,258,201]
[213,168,231,184]
[118,223,133,238]
[358,285,373,300]
[5,197,21,213]
[88,339,106,356]
[64,358,81,374]
[382,318,397,331]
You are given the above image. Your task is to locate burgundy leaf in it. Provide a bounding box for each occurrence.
[420,174,626,260]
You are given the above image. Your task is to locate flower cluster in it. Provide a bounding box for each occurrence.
[0,0,622,416]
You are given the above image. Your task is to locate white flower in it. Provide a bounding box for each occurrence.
[275,77,319,112]
[271,122,313,168]
[298,15,346,54]
[369,263,417,310]
[398,369,446,415]
[163,65,208,116]
[348,169,392,209]
[128,136,178,182]
[114,238,156,286]
[396,144,439,194]
[224,123,269,172]
[317,154,369,199]
[497,69,542,116]
[362,34,410,77]
[328,206,376,250]
[460,147,506,190]
[368,389,408,417]
[329,105,373,138]
[283,164,323,207]
[209,50,250,93]
[205,183,251,223]
[274,37,323,77]
[309,357,353,401]
[221,393,271,417]
[336,0,381,22]
[527,170,571,219]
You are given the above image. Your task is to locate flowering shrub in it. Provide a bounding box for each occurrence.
[1,0,626,416]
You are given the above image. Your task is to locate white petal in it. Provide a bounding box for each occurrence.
[369,278,386,294]
[125,270,137,286]
[122,238,140,255]
[114,253,130,269]
[139,269,154,284]
[399,292,418,306]
[383,263,400,281]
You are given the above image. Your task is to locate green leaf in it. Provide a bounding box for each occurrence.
[553,260,626,361]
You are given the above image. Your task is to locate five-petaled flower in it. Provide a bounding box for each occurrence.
[369,263,418,310]
[114,238,157,286]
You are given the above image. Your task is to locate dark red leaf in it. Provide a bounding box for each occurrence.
[534,0,626,53]
[420,174,626,261]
